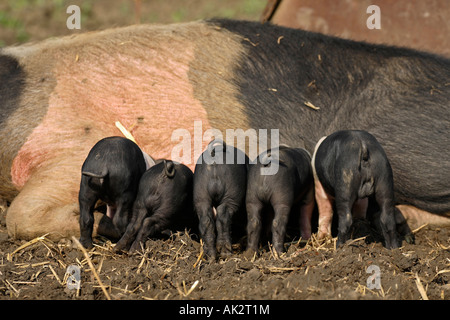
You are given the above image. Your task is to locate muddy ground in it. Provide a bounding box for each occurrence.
[0,203,449,301]
[0,1,449,303]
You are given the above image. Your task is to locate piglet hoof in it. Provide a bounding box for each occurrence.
[204,255,217,262]
[315,232,333,246]
[129,240,144,253]
[336,237,347,249]
[113,248,128,255]
[219,252,232,260]
[217,243,232,259]
[385,237,401,250]
[203,249,217,262]
[271,248,286,260]
[79,237,93,249]
[113,241,128,254]
[403,233,415,245]
[317,231,332,240]
[243,249,257,260]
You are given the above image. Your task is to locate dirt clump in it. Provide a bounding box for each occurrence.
[0,203,449,301]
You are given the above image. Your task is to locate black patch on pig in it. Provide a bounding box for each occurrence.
[0,54,25,128]
[208,19,450,215]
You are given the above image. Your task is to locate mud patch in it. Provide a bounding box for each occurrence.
[0,203,449,301]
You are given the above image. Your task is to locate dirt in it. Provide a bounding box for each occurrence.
[0,203,449,301]
[0,1,449,302]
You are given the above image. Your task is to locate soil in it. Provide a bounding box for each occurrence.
[0,203,449,301]
[0,1,449,303]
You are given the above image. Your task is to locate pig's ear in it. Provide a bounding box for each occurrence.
[164,160,176,178]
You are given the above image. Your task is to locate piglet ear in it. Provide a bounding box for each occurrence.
[164,160,176,178]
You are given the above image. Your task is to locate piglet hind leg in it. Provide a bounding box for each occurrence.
[299,187,315,240]
[114,205,148,252]
[111,192,136,235]
[375,192,400,249]
[314,178,334,239]
[393,207,414,244]
[96,215,122,242]
[129,216,160,252]
[196,202,217,260]
[78,179,99,248]
[335,196,355,248]
[128,206,173,252]
[380,208,400,249]
[215,203,234,258]
[244,200,263,258]
[271,204,291,257]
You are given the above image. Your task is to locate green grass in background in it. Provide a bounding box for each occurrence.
[0,0,266,47]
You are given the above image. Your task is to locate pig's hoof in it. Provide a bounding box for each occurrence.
[243,249,257,260]
[273,249,285,260]
[129,240,144,253]
[336,238,347,249]
[317,231,332,240]
[113,242,128,254]
[404,233,415,245]
[217,243,232,258]
[204,250,217,262]
[79,237,93,249]
[219,251,232,259]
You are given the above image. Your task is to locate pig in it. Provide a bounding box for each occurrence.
[114,159,195,252]
[78,136,150,248]
[245,145,314,257]
[312,130,400,249]
[193,139,249,260]
[1,19,448,242]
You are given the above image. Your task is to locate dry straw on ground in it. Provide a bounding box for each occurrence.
[0,224,449,300]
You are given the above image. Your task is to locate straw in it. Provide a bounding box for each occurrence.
[72,236,111,300]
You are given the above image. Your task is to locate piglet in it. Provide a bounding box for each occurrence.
[193,139,248,260]
[114,159,195,252]
[78,136,152,248]
[245,145,314,258]
[312,130,399,249]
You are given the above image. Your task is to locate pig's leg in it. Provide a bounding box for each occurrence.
[129,209,171,252]
[114,204,148,252]
[396,204,450,229]
[196,202,217,260]
[314,178,334,239]
[111,192,135,235]
[299,187,315,240]
[215,203,234,257]
[129,215,159,252]
[245,200,264,257]
[96,215,122,241]
[375,188,399,249]
[271,203,291,256]
[78,177,99,248]
[393,207,414,244]
[335,191,356,247]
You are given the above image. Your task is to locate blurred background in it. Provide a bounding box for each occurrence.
[0,0,266,47]
[1,0,448,57]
